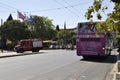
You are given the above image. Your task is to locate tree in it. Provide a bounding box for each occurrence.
[70,31,76,45]
[86,0,120,46]
[29,16,56,40]
[7,14,13,21]
[95,1,120,33]
[85,0,120,32]
[85,0,108,20]
[96,21,113,32]
[0,20,30,47]
[56,25,60,31]
[57,30,75,45]
[85,0,120,20]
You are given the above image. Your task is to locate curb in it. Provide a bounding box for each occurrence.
[113,62,118,80]
[112,49,119,80]
[0,52,39,58]
[116,61,120,80]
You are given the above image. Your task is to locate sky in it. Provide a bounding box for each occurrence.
[0,0,114,29]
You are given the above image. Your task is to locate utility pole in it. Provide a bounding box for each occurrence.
[1,19,3,52]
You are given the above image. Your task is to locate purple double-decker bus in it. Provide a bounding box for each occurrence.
[76,22,113,59]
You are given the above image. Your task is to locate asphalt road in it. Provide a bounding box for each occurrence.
[0,50,117,80]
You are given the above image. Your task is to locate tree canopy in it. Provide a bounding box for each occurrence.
[0,14,77,50]
[0,16,57,49]
[1,20,30,43]
[57,30,76,45]
[85,0,108,20]
[29,16,57,40]
[85,0,120,32]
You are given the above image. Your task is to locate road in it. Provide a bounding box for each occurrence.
[0,50,117,80]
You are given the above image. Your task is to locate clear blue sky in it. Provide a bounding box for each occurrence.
[0,0,114,29]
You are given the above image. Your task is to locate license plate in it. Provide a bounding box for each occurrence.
[87,48,93,51]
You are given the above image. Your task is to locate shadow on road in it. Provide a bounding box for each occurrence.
[81,55,117,64]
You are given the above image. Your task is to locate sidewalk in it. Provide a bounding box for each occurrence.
[0,50,39,58]
[112,49,120,80]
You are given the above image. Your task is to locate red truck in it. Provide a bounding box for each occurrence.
[14,39,43,53]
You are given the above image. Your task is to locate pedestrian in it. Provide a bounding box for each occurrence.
[71,44,74,50]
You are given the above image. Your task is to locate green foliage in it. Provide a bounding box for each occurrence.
[85,0,108,20]
[86,0,120,35]
[30,16,56,40]
[1,20,30,43]
[85,6,94,20]
[0,20,31,49]
[97,13,102,20]
[96,21,114,33]
[57,30,70,40]
[115,35,120,46]
[0,15,76,49]
[57,30,76,44]
[109,3,120,20]
[93,0,102,12]
[56,25,60,31]
[106,3,120,33]
[7,14,13,21]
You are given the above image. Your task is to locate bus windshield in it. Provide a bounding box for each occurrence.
[77,22,96,33]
